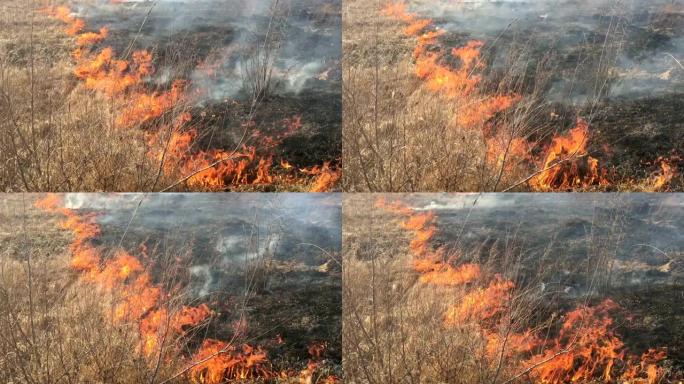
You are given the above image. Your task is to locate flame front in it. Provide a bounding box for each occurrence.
[530,119,608,191]
[36,194,337,383]
[381,1,679,191]
[43,5,339,191]
[377,197,670,383]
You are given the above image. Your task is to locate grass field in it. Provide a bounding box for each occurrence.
[342,0,683,192]
[0,194,342,383]
[0,0,341,192]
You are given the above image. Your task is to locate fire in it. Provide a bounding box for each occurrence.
[36,194,337,381]
[173,304,213,334]
[649,158,677,191]
[400,211,435,230]
[415,41,483,99]
[42,6,84,36]
[45,5,340,191]
[443,276,515,324]
[74,48,153,96]
[486,135,531,171]
[305,162,342,193]
[485,330,540,361]
[116,80,186,128]
[75,27,109,47]
[377,197,670,383]
[381,1,416,23]
[383,2,672,191]
[383,2,521,130]
[418,262,481,286]
[35,194,224,362]
[530,119,608,191]
[524,299,667,384]
[188,340,272,383]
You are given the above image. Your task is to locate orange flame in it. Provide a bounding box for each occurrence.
[383,2,521,130]
[306,162,342,192]
[649,158,676,191]
[530,119,607,191]
[524,299,667,384]
[443,276,515,324]
[36,194,336,381]
[419,262,481,286]
[116,80,186,128]
[378,198,669,383]
[46,6,339,191]
[35,195,224,362]
[188,340,272,383]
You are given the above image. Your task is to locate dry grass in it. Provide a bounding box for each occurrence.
[341,0,544,192]
[342,195,545,383]
[341,0,680,192]
[0,195,184,383]
[0,1,176,192]
[0,194,340,383]
[0,1,336,193]
[341,194,678,383]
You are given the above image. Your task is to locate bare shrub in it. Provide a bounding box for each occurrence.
[241,0,290,107]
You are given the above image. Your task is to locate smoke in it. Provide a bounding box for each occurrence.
[406,0,683,101]
[75,0,341,102]
[58,193,341,297]
[411,192,684,289]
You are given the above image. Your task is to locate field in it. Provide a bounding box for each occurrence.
[0,0,341,192]
[343,193,683,383]
[342,0,683,192]
[0,193,341,383]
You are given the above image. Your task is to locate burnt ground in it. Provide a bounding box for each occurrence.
[613,286,684,371]
[590,95,684,186]
[378,193,684,372]
[74,0,342,172]
[414,0,684,188]
[86,193,342,375]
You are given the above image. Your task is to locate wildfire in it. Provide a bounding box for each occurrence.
[377,197,670,383]
[382,2,648,191]
[648,158,677,191]
[530,119,608,191]
[304,162,343,193]
[36,194,338,382]
[418,262,481,286]
[116,80,186,128]
[44,5,340,191]
[189,340,272,383]
[524,299,667,384]
[383,1,521,131]
[443,276,515,324]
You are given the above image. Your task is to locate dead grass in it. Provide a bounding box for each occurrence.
[0,194,340,383]
[0,1,176,192]
[342,195,545,383]
[341,0,539,192]
[0,1,337,193]
[341,0,681,192]
[341,194,680,383]
[0,195,184,383]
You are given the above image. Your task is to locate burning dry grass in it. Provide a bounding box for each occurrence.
[0,1,340,192]
[0,1,174,192]
[0,194,340,383]
[342,195,681,383]
[342,0,682,192]
[0,195,182,383]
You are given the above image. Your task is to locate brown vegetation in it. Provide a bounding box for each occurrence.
[0,194,340,383]
[0,1,340,192]
[342,0,682,192]
[342,194,681,383]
